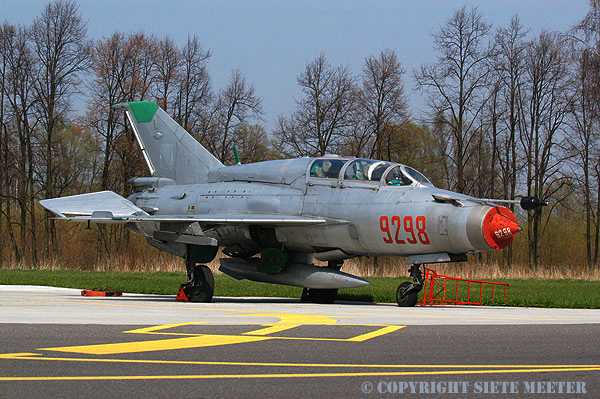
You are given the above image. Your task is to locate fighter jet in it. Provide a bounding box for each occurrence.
[40,101,547,306]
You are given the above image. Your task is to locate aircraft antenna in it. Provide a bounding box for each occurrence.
[233,145,241,165]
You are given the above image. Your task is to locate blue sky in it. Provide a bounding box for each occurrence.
[3,0,591,129]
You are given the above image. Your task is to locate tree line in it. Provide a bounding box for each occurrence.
[1,0,600,275]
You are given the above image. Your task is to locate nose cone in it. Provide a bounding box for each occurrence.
[482,206,521,250]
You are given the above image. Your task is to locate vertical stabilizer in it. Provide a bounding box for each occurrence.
[113,101,222,184]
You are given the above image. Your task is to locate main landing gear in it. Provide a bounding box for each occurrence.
[183,259,215,302]
[301,288,338,304]
[396,264,423,307]
[300,260,343,304]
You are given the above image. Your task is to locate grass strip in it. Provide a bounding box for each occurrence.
[1,269,600,309]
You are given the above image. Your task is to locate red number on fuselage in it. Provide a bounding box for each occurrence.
[380,216,393,244]
[391,216,405,244]
[379,215,429,245]
[416,216,430,245]
[404,217,418,244]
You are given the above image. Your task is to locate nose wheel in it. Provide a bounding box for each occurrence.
[396,264,423,307]
[396,282,418,306]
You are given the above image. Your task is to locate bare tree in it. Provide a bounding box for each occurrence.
[565,42,600,273]
[2,24,40,265]
[482,80,504,199]
[358,49,409,160]
[153,36,180,112]
[494,15,528,201]
[415,6,493,193]
[0,23,11,264]
[172,35,212,135]
[88,32,158,191]
[572,0,600,56]
[491,15,528,269]
[118,34,157,193]
[207,69,263,163]
[569,0,600,274]
[274,54,356,157]
[89,32,129,191]
[518,31,572,268]
[272,114,312,158]
[31,0,91,258]
[122,33,156,102]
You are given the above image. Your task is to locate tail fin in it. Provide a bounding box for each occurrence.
[113,101,222,184]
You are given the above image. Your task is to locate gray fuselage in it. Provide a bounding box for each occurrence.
[128,156,497,262]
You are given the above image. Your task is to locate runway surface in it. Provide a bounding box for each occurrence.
[1,285,599,398]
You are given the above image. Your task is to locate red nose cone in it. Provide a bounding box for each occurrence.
[482,206,521,250]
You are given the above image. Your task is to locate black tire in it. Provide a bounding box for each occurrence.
[186,265,214,303]
[301,288,338,304]
[396,281,418,307]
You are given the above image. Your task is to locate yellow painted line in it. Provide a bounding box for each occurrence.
[117,313,350,341]
[345,326,405,342]
[125,320,305,337]
[0,353,41,358]
[40,335,272,355]
[121,320,407,342]
[123,322,207,335]
[2,367,600,381]
[3,353,598,370]
[244,324,301,336]
[120,332,206,337]
[229,313,338,325]
[34,322,404,353]
[270,336,349,342]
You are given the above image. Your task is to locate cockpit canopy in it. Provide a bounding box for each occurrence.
[309,157,432,187]
[309,158,346,179]
[344,160,393,182]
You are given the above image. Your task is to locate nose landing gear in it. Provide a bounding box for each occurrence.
[396,264,423,307]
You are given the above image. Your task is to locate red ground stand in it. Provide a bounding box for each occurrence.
[81,290,122,297]
[417,267,509,306]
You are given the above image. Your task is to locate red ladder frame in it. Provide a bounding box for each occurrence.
[417,267,509,306]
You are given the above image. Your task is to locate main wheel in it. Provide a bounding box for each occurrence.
[186,265,214,303]
[396,281,418,307]
[301,288,338,304]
